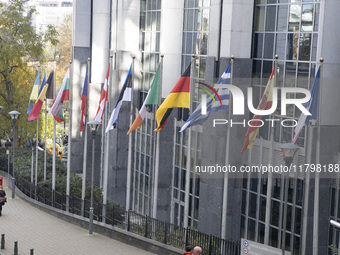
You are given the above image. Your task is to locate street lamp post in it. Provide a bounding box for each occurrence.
[87,120,101,235]
[330,220,340,254]
[9,111,20,199]
[0,106,2,140]
[280,143,299,255]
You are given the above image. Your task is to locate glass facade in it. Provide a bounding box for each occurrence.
[172,126,202,228]
[171,0,210,227]
[252,0,320,147]
[242,1,321,254]
[329,178,340,254]
[132,0,162,215]
[241,176,304,254]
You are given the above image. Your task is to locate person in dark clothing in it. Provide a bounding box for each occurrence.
[0,185,6,216]
[183,246,193,255]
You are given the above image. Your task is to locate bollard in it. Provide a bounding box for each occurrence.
[14,241,18,255]
[12,177,15,199]
[1,234,4,249]
[30,248,34,255]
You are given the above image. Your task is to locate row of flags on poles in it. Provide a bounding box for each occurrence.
[26,60,321,153]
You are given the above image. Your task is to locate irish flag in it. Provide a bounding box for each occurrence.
[241,66,276,152]
[155,64,191,131]
[127,63,161,134]
[49,68,70,122]
[28,73,48,121]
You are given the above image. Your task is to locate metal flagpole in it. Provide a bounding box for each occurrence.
[264,54,278,245]
[31,146,34,183]
[102,54,113,223]
[44,96,47,181]
[183,54,195,229]
[152,55,163,219]
[313,57,323,255]
[52,61,57,202]
[221,55,234,241]
[126,56,135,212]
[67,60,75,212]
[100,99,105,189]
[81,59,90,216]
[301,124,313,255]
[35,65,40,189]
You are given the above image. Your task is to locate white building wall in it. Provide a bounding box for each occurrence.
[73,0,90,48]
[317,0,340,126]
[88,0,111,119]
[160,1,184,97]
[220,0,254,59]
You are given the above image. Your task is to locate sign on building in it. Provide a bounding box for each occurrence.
[241,239,291,255]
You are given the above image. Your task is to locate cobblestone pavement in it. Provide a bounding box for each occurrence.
[0,175,157,255]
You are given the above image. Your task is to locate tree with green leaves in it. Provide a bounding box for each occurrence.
[0,0,58,141]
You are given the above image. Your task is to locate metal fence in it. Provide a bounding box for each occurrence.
[15,176,240,255]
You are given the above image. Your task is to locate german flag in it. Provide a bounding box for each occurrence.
[155,64,191,131]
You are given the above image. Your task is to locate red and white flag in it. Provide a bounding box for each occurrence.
[94,63,110,123]
[80,65,88,132]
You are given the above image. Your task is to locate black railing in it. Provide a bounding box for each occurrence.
[15,176,240,255]
[127,211,240,255]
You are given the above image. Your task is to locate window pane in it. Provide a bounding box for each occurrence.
[275,33,286,60]
[174,167,179,188]
[288,4,301,32]
[253,60,262,80]
[202,9,209,31]
[297,63,309,89]
[266,6,276,31]
[285,62,296,87]
[194,9,202,31]
[250,178,258,192]
[286,33,299,60]
[259,196,266,222]
[270,227,279,247]
[314,3,320,31]
[271,200,280,226]
[311,34,317,61]
[258,223,265,244]
[255,6,265,32]
[301,4,313,32]
[248,219,256,241]
[242,190,247,214]
[249,193,258,218]
[295,207,302,234]
[277,5,288,31]
[298,33,311,61]
[253,33,263,58]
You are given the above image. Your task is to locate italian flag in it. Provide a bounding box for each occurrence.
[127,64,161,134]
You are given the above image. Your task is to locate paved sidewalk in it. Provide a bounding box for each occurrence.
[0,175,157,255]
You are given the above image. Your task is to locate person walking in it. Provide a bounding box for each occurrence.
[193,246,202,255]
[0,185,6,216]
[183,246,193,255]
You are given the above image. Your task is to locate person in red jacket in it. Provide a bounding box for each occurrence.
[183,246,193,255]
[0,185,6,216]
